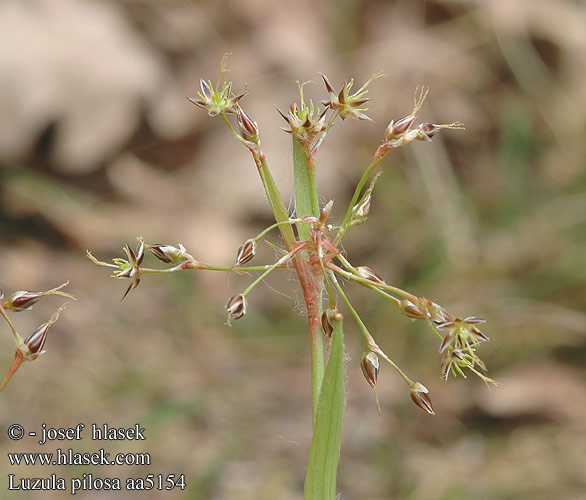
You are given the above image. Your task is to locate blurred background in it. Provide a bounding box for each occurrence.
[1,0,586,498]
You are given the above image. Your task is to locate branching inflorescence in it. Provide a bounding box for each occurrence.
[89,56,497,420]
[0,282,74,392]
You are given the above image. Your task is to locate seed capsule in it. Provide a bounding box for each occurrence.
[400,299,427,320]
[237,107,259,140]
[409,382,435,415]
[225,294,247,323]
[385,114,417,141]
[23,322,51,360]
[235,239,256,266]
[356,266,385,285]
[360,351,380,388]
[147,243,189,264]
[319,200,334,223]
[5,291,43,312]
[354,193,371,219]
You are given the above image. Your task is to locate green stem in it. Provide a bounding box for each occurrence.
[256,154,297,248]
[221,113,296,250]
[292,136,324,425]
[142,263,291,274]
[0,303,23,346]
[242,242,307,297]
[330,273,413,385]
[304,310,344,500]
[334,156,381,245]
[331,256,418,301]
[253,218,315,243]
[223,112,325,425]
[293,136,320,241]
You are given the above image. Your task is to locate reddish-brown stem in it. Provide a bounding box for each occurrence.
[292,253,324,423]
[0,350,25,393]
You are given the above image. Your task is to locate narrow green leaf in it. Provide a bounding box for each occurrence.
[305,315,344,500]
[293,136,320,242]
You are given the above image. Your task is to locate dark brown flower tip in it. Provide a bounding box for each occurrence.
[320,72,335,94]
[357,266,385,285]
[360,351,379,388]
[125,241,144,267]
[321,311,333,337]
[236,239,256,266]
[277,108,289,123]
[410,382,435,415]
[226,294,247,324]
[187,97,208,109]
[470,325,490,343]
[464,316,486,324]
[120,270,140,301]
[439,331,456,354]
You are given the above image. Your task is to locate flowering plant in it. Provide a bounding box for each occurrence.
[90,57,496,499]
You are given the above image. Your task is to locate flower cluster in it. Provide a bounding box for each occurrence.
[376,86,465,160]
[88,239,199,301]
[91,62,497,416]
[320,71,385,121]
[278,82,327,151]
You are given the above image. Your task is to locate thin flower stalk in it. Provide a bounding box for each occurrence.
[330,273,421,387]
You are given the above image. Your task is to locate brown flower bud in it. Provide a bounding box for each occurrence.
[237,107,259,141]
[321,311,333,337]
[147,243,189,264]
[319,200,334,223]
[23,322,50,360]
[226,294,247,323]
[360,351,379,388]
[5,291,43,312]
[2,282,74,312]
[385,114,417,141]
[410,382,435,415]
[356,266,385,285]
[236,239,256,266]
[354,193,371,219]
[400,299,427,320]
